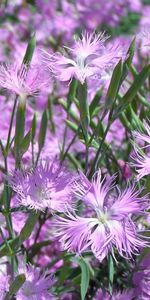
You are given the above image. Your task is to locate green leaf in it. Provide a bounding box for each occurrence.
[145,175,150,194]
[126,105,145,131]
[114,64,150,118]
[66,153,82,170]
[28,240,51,259]
[0,237,19,258]
[122,38,135,80]
[38,110,48,151]
[73,257,90,300]
[79,258,90,300]
[14,102,26,149]
[67,78,77,105]
[14,101,26,167]
[0,185,7,208]
[106,60,123,109]
[23,33,36,66]
[4,274,26,300]
[89,90,102,117]
[20,130,31,155]
[31,114,36,142]
[77,82,90,142]
[108,255,114,295]
[47,97,55,133]
[59,98,79,123]
[65,120,78,133]
[18,211,40,245]
[0,212,40,258]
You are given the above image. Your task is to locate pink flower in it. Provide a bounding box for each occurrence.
[7,159,74,212]
[131,120,150,180]
[43,32,123,84]
[133,253,150,299]
[137,26,150,51]
[0,274,10,300]
[55,170,149,262]
[0,62,49,99]
[93,288,134,300]
[16,264,55,300]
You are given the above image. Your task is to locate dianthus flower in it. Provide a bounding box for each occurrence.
[43,32,124,84]
[16,264,55,300]
[133,253,150,299]
[55,170,149,262]
[137,26,150,52]
[93,288,134,300]
[7,159,73,212]
[131,120,150,180]
[0,62,49,99]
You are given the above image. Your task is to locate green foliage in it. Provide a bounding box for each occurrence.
[4,274,26,300]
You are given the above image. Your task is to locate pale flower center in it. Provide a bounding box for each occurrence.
[34,186,50,202]
[29,182,51,203]
[96,210,109,225]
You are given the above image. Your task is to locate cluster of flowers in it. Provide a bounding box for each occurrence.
[1,0,150,299]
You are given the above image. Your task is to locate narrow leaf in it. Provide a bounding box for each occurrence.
[14,101,26,167]
[59,98,79,122]
[38,110,48,151]
[19,211,40,245]
[122,38,135,80]
[23,33,36,66]
[108,255,114,295]
[77,82,90,142]
[106,60,123,109]
[67,78,77,105]
[114,64,150,118]
[65,120,78,133]
[73,257,90,300]
[89,89,102,117]
[4,274,25,300]
[31,113,36,142]
[20,130,31,155]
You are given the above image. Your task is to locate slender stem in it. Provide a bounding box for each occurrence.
[6,96,18,154]
[0,228,12,256]
[0,104,18,276]
[85,144,89,175]
[34,209,48,244]
[61,122,68,158]
[89,121,111,178]
[60,101,72,159]
[32,140,35,166]
[35,149,41,167]
[61,126,80,161]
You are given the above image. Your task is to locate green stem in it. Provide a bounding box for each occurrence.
[35,149,41,167]
[61,127,80,161]
[85,144,89,175]
[89,121,111,178]
[6,96,18,154]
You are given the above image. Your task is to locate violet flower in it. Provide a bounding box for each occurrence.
[136,26,150,58]
[133,253,150,300]
[55,170,149,262]
[93,288,134,300]
[0,274,10,300]
[43,32,123,84]
[7,159,73,212]
[0,62,49,100]
[131,120,150,180]
[16,264,55,300]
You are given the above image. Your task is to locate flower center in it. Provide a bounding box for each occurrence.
[35,186,49,202]
[22,282,35,296]
[96,210,109,225]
